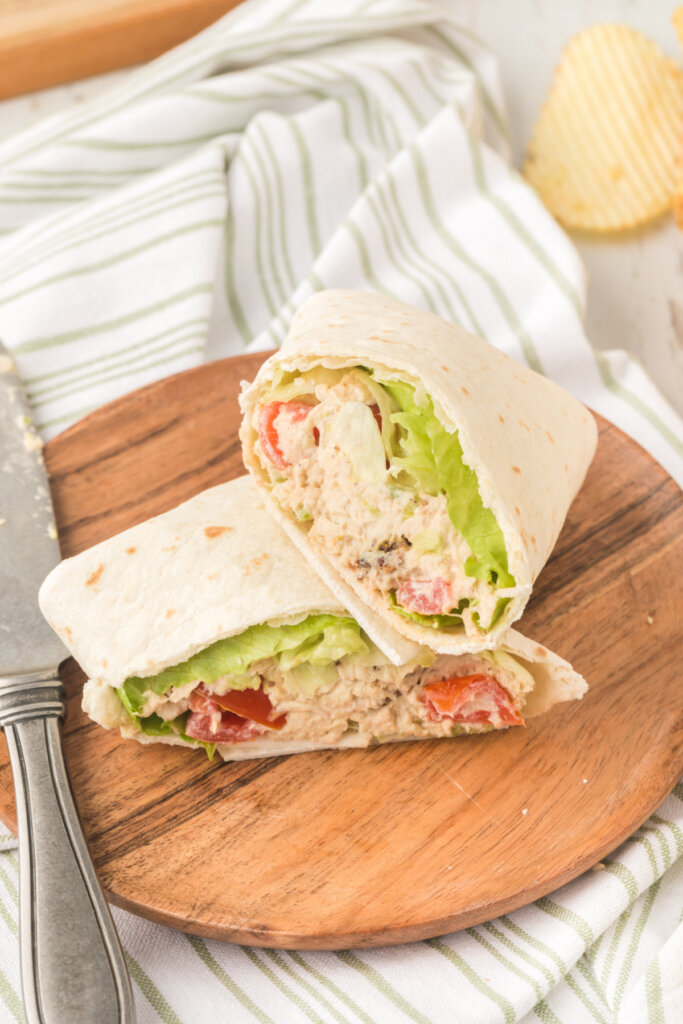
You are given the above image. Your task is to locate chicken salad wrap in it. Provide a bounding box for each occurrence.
[39,477,587,762]
[240,290,597,661]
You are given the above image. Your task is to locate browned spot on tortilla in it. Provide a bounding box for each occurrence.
[498,414,505,424]
[63,626,72,642]
[204,526,231,539]
[545,430,555,444]
[512,466,522,474]
[161,545,177,552]
[514,506,521,516]
[440,365,450,373]
[165,609,177,619]
[534,644,546,658]
[531,536,537,548]
[461,386,470,396]
[564,464,569,474]
[102,658,108,668]
[86,564,104,587]
[125,546,136,555]
[518,420,530,432]
[243,554,270,577]
[207,573,219,581]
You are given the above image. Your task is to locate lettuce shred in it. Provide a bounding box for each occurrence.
[266,366,514,592]
[119,614,368,715]
[377,377,514,590]
[388,591,469,629]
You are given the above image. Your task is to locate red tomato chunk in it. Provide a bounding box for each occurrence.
[258,401,314,469]
[422,674,523,727]
[396,578,453,616]
[186,682,286,743]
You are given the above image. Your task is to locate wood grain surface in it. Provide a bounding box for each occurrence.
[0,0,243,100]
[0,354,681,949]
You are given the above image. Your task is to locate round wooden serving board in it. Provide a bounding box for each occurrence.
[0,354,681,949]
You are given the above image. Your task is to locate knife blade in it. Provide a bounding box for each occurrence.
[0,345,67,675]
[0,341,135,1024]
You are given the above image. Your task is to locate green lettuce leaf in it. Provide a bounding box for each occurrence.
[280,662,337,697]
[263,365,512,594]
[137,711,215,759]
[263,366,346,402]
[117,685,140,720]
[378,377,514,590]
[479,649,535,693]
[121,614,368,713]
[277,617,368,670]
[388,591,469,630]
[319,402,387,484]
[473,598,511,631]
[348,369,401,458]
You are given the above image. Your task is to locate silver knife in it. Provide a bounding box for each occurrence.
[0,342,135,1024]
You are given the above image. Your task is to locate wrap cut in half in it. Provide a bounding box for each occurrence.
[39,477,587,763]
[239,289,597,663]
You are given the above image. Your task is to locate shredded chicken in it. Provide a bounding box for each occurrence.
[103,648,530,746]
[255,372,502,632]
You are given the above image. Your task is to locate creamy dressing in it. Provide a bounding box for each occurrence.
[141,679,197,719]
[89,647,531,747]
[268,651,527,742]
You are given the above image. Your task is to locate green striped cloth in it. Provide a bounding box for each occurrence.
[0,1,680,1021]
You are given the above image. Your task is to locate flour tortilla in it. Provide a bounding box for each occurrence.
[39,476,587,762]
[239,289,597,660]
[94,627,586,761]
[39,475,340,689]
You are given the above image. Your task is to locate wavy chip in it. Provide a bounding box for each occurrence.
[524,24,683,231]
[675,8,683,56]
[675,182,683,230]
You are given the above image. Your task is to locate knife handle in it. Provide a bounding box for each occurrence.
[0,675,135,1024]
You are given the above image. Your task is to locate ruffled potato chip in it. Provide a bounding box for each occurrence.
[524,24,683,232]
[675,7,683,55]
[674,182,683,230]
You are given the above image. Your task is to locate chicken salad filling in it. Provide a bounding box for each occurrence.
[250,367,516,638]
[86,613,536,758]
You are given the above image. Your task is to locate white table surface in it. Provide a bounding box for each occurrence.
[0,0,681,417]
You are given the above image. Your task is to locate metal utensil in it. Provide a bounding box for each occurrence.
[0,343,134,1024]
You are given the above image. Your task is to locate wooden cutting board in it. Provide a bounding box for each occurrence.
[0,354,681,949]
[0,0,244,100]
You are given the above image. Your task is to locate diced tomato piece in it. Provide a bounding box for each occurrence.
[188,684,216,715]
[396,578,453,616]
[189,682,286,730]
[369,403,391,468]
[370,403,382,432]
[423,674,523,727]
[211,686,286,730]
[258,402,288,470]
[258,401,314,470]
[186,711,266,744]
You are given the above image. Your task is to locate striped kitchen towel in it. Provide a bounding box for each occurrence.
[0,1,680,1022]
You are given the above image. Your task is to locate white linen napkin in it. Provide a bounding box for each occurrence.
[0,2,680,1021]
